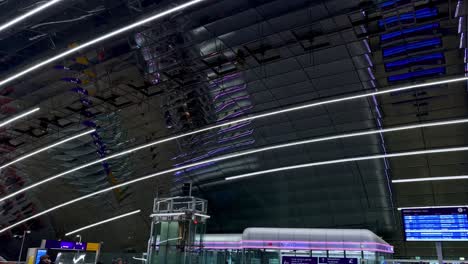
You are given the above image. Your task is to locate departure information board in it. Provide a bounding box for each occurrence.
[402,207,468,241]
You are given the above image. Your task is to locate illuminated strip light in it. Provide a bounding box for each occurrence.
[194,213,211,218]
[243,245,392,253]
[388,67,446,82]
[199,242,392,253]
[379,8,438,27]
[379,0,410,9]
[0,129,95,170]
[0,0,207,87]
[393,175,468,183]
[65,209,141,236]
[3,145,468,234]
[397,205,468,210]
[0,0,65,33]
[150,213,184,217]
[1,76,468,203]
[381,23,440,42]
[0,107,40,128]
[225,146,468,181]
[383,38,442,57]
[385,52,444,70]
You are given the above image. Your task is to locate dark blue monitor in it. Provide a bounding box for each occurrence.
[402,207,468,241]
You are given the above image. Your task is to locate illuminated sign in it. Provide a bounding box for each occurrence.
[282,256,317,264]
[43,240,99,251]
[86,243,100,251]
[319,258,358,264]
[402,207,468,241]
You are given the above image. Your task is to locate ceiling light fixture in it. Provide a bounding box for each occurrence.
[224,146,468,181]
[0,107,40,128]
[1,116,468,202]
[392,175,468,183]
[0,0,208,87]
[2,145,468,233]
[65,209,141,236]
[0,0,65,33]
[0,129,95,170]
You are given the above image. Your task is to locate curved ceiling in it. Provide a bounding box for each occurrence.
[0,0,467,258]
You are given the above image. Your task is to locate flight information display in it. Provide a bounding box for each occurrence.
[402,207,468,241]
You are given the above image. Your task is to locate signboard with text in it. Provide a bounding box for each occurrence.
[402,207,468,241]
[43,240,99,251]
[282,256,318,264]
[319,258,358,264]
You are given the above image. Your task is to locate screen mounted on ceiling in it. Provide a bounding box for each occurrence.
[402,207,468,241]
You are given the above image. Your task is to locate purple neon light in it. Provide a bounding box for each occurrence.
[198,240,393,253]
[174,140,255,167]
[218,106,253,122]
[184,121,252,146]
[210,73,242,87]
[244,246,392,253]
[215,95,251,113]
[175,161,217,176]
[213,84,247,101]
[218,129,254,143]
[243,240,389,245]
[218,120,252,134]
[369,80,395,211]
[203,246,243,250]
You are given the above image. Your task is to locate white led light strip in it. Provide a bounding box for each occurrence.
[393,175,468,183]
[0,0,208,87]
[0,129,95,170]
[0,107,40,128]
[2,116,468,204]
[224,146,468,181]
[0,0,65,33]
[1,76,467,203]
[2,145,468,234]
[65,209,141,236]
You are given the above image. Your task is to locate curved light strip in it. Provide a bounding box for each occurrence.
[0,0,207,87]
[0,107,40,128]
[0,76,467,203]
[225,146,468,181]
[2,145,468,233]
[65,209,141,236]
[1,116,468,203]
[393,175,468,183]
[0,0,65,33]
[0,129,95,170]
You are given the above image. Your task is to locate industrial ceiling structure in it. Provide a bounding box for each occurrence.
[1,0,468,259]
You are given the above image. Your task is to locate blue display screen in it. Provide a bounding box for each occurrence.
[402,207,468,241]
[35,249,48,264]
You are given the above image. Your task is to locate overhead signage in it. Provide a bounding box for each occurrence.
[319,258,358,264]
[44,240,98,251]
[402,207,468,241]
[282,256,318,264]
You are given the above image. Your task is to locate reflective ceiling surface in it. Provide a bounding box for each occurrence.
[0,0,467,258]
